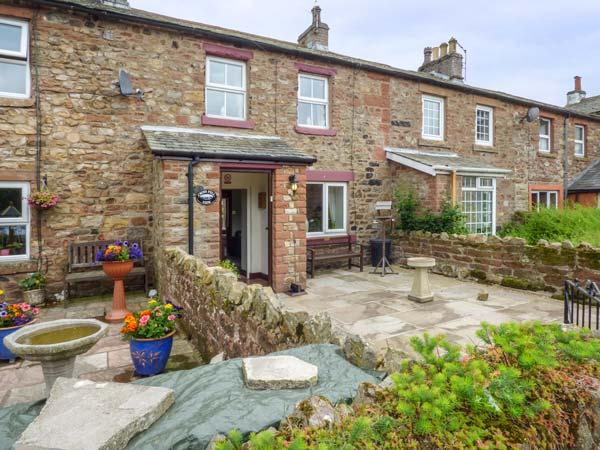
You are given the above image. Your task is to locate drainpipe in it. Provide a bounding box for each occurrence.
[563,115,570,206]
[187,157,202,255]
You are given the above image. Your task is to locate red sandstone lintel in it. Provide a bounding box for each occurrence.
[294,125,337,137]
[294,62,337,77]
[306,170,354,182]
[201,115,255,129]
[204,43,253,61]
[307,234,357,245]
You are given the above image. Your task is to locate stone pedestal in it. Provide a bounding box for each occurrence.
[407,257,436,303]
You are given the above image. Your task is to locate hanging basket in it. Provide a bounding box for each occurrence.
[28,191,60,210]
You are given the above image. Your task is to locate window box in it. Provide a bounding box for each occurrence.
[421,95,444,141]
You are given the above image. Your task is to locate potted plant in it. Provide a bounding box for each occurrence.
[8,242,24,255]
[121,297,183,376]
[95,240,143,322]
[0,290,40,362]
[18,272,46,306]
[28,190,60,210]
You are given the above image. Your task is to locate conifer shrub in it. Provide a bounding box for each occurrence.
[216,322,600,450]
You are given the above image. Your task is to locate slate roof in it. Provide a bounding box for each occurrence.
[568,96,600,116]
[385,147,512,176]
[569,159,600,192]
[142,126,316,164]
[36,0,600,122]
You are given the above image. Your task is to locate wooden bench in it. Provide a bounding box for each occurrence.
[307,236,364,278]
[64,240,148,300]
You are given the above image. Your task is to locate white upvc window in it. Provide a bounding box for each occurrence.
[0,17,30,99]
[422,95,444,140]
[297,74,329,128]
[539,118,551,153]
[475,105,493,146]
[531,190,559,211]
[205,56,246,120]
[307,182,347,235]
[461,176,496,235]
[0,181,30,261]
[575,125,585,157]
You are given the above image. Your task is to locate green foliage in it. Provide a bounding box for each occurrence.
[219,259,240,277]
[223,322,600,449]
[499,205,600,246]
[394,189,467,234]
[18,272,46,291]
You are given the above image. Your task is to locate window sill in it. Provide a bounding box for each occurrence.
[473,144,498,153]
[0,97,34,108]
[538,151,557,159]
[201,115,255,129]
[0,258,37,275]
[295,126,337,137]
[418,139,451,149]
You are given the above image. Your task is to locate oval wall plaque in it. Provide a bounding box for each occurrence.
[196,189,218,205]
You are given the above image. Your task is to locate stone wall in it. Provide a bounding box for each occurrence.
[393,231,600,292]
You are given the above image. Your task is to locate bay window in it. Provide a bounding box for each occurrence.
[0,17,30,98]
[0,182,30,261]
[307,182,346,235]
[298,74,329,128]
[205,56,246,120]
[461,176,496,235]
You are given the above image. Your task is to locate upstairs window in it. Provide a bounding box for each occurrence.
[422,95,444,140]
[205,56,246,120]
[298,74,328,128]
[307,182,346,235]
[575,125,585,157]
[539,118,551,152]
[0,181,30,261]
[475,105,493,146]
[0,17,30,98]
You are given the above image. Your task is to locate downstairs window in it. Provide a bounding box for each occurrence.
[0,181,30,261]
[461,176,496,235]
[307,182,347,235]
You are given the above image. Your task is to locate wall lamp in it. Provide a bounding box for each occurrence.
[288,174,299,194]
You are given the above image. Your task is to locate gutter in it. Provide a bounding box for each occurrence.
[152,149,316,165]
[34,0,600,123]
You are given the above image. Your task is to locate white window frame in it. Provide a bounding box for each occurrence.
[574,125,585,157]
[307,182,347,236]
[539,118,551,153]
[422,95,444,141]
[475,105,494,146]
[531,190,559,211]
[297,73,329,129]
[0,17,30,99]
[205,56,247,120]
[461,176,496,235]
[0,181,30,262]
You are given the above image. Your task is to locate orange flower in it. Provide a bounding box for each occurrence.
[140,310,151,317]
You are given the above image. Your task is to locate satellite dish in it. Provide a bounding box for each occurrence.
[525,107,540,123]
[118,68,144,100]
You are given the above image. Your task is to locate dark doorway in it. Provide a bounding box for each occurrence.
[220,189,247,274]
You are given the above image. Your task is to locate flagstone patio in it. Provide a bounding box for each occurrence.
[0,293,203,408]
[279,266,565,356]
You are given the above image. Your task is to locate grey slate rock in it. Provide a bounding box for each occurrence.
[242,355,318,390]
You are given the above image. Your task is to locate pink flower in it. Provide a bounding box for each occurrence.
[32,308,40,315]
[139,315,149,326]
[155,311,162,317]
[167,314,176,322]
[20,304,31,312]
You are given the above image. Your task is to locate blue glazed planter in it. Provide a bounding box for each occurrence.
[0,323,29,362]
[129,331,175,376]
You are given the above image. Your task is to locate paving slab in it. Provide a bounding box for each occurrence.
[243,355,318,390]
[14,378,175,450]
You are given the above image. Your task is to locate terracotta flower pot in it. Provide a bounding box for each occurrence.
[102,261,134,322]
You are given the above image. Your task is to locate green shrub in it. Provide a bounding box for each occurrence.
[219,322,600,449]
[395,190,467,235]
[218,259,240,277]
[499,205,600,246]
[18,272,46,292]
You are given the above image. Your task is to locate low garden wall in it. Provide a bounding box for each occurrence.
[155,248,377,368]
[392,231,600,293]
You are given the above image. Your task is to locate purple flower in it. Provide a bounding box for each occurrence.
[0,311,7,318]
[123,240,130,247]
[0,302,7,310]
[115,240,123,246]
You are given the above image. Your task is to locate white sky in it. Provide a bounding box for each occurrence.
[132,0,600,105]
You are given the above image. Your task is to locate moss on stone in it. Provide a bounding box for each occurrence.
[469,270,487,281]
[500,276,547,292]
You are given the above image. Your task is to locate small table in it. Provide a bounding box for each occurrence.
[407,257,436,303]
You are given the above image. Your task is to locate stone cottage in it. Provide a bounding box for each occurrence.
[1,0,599,296]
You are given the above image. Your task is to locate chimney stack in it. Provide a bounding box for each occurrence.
[567,76,586,106]
[418,38,464,81]
[298,4,330,51]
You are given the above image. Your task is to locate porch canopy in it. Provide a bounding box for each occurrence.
[142,125,316,164]
[385,147,511,177]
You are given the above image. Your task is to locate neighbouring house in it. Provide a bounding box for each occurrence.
[1,0,599,297]
[568,159,600,208]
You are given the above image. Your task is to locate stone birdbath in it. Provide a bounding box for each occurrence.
[3,319,108,394]
[407,257,436,303]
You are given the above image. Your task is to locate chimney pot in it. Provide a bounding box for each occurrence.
[432,47,440,60]
[440,42,448,57]
[298,4,329,50]
[423,47,432,64]
[448,38,457,54]
[574,76,582,91]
